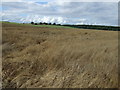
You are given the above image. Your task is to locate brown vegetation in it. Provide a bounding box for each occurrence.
[2,22,118,88]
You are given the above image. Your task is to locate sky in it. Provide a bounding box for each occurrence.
[1,0,119,26]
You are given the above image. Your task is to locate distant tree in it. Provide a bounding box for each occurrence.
[48,23,52,25]
[43,22,46,25]
[57,24,61,26]
[39,22,43,25]
[34,23,38,25]
[53,23,56,25]
[43,22,48,25]
[31,22,34,24]
[45,23,48,25]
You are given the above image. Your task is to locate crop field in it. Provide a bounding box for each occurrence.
[2,22,118,88]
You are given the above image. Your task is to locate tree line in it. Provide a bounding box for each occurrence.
[31,22,61,25]
[63,25,119,31]
[30,22,119,31]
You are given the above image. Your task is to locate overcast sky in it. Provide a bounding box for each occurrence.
[1,0,118,26]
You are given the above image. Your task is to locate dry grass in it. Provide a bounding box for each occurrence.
[2,22,118,88]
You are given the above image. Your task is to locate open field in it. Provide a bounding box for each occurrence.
[2,22,118,88]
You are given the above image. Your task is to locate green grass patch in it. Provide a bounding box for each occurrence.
[1,21,21,24]
[32,24,74,29]
[1,21,33,26]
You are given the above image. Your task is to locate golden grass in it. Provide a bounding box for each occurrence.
[2,23,118,88]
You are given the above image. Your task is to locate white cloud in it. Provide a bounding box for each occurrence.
[19,15,67,24]
[1,1,118,26]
